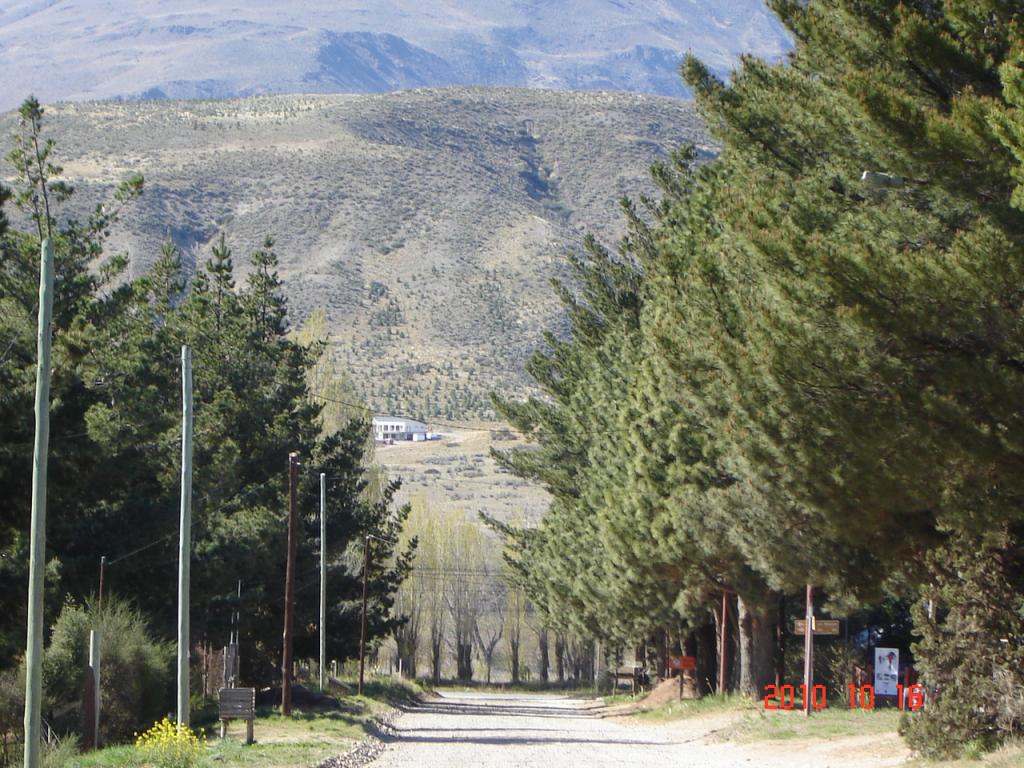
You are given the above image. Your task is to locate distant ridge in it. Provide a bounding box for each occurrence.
[0,88,710,420]
[0,1,790,110]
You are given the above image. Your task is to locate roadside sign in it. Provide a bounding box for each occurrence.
[668,655,696,671]
[874,647,899,696]
[793,619,840,635]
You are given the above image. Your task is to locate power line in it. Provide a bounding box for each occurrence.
[107,533,175,566]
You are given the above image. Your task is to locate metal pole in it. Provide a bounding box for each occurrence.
[281,452,298,715]
[319,473,327,692]
[23,238,54,768]
[718,591,729,694]
[176,345,193,727]
[358,535,370,696]
[803,584,814,716]
[89,630,101,748]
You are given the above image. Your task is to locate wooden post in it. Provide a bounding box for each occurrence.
[281,452,299,715]
[98,556,106,617]
[319,472,326,692]
[776,593,786,687]
[89,631,101,748]
[177,345,193,727]
[803,584,814,716]
[24,238,54,768]
[718,591,730,694]
[358,535,370,695]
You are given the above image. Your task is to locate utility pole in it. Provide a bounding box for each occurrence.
[803,584,814,716]
[281,452,299,715]
[358,535,370,696]
[718,591,730,695]
[24,238,54,768]
[177,345,193,727]
[319,473,327,692]
[88,630,101,749]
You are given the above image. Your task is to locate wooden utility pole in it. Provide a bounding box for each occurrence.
[23,238,54,768]
[177,345,193,727]
[358,535,370,696]
[319,473,327,692]
[281,452,299,715]
[97,556,107,617]
[718,591,730,694]
[803,584,814,716]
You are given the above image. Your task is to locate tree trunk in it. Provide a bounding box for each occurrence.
[538,628,549,682]
[682,631,699,698]
[555,634,566,683]
[456,642,473,681]
[698,614,717,695]
[654,627,668,681]
[431,638,442,683]
[510,638,521,684]
[737,594,776,699]
[776,594,786,687]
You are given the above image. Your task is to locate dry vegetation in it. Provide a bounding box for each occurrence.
[0,88,707,420]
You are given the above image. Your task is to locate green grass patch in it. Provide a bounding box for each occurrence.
[716,706,903,743]
[68,676,419,768]
[906,739,1024,768]
[633,694,756,722]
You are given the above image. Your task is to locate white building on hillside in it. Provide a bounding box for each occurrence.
[372,415,429,442]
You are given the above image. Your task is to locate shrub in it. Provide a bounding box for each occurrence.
[135,717,204,768]
[0,668,24,767]
[43,597,172,745]
[41,734,79,768]
[901,528,1024,759]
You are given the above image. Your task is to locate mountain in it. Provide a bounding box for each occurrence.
[0,89,709,419]
[0,1,790,110]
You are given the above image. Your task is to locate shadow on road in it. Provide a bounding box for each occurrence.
[375,695,666,748]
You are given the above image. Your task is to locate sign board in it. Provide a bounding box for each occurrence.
[793,619,841,635]
[668,655,696,671]
[874,647,899,696]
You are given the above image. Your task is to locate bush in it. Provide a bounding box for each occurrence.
[901,527,1024,759]
[41,735,79,768]
[0,668,24,767]
[43,597,172,745]
[135,717,204,768]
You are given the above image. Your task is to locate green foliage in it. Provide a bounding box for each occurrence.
[0,667,24,767]
[43,597,171,744]
[0,97,414,720]
[901,527,1024,758]
[490,0,1024,749]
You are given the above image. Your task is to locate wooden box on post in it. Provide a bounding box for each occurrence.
[218,687,255,745]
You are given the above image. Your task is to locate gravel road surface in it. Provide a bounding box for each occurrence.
[367,691,907,768]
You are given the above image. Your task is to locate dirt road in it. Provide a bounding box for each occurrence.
[368,691,909,768]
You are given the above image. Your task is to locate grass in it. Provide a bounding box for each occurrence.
[714,705,904,742]
[67,677,418,768]
[632,693,756,723]
[904,740,1024,768]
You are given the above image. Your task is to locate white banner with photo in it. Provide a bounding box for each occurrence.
[874,647,899,695]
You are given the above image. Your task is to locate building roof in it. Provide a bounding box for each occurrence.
[372,415,427,428]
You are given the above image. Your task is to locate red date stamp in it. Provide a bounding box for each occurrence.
[763,684,925,710]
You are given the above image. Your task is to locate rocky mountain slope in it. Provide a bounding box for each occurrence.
[0,1,789,110]
[0,88,708,418]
